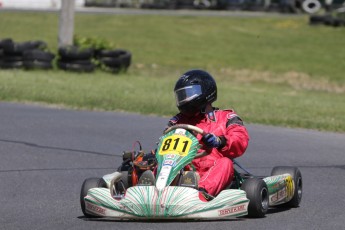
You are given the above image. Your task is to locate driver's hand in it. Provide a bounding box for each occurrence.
[202,133,226,149]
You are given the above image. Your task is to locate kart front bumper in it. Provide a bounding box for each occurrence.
[84,186,249,220]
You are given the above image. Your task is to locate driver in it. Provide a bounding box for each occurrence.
[167,69,249,201]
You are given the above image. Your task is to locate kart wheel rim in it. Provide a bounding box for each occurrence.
[297,177,303,201]
[261,187,269,211]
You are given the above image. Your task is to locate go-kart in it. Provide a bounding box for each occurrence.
[80,124,302,219]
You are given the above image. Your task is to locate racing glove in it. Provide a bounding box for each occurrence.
[202,133,227,149]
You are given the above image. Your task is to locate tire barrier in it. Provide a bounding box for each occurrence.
[0,38,22,69]
[96,49,132,73]
[0,38,53,70]
[84,0,345,13]
[58,46,95,72]
[23,50,55,70]
[1,38,132,73]
[57,60,95,72]
[302,0,322,14]
[309,14,345,27]
[309,15,328,25]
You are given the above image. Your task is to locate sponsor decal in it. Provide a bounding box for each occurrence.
[206,91,216,100]
[271,188,287,202]
[226,113,244,127]
[86,202,106,215]
[163,160,175,166]
[158,165,172,177]
[118,204,132,212]
[180,74,188,81]
[268,179,285,192]
[162,166,171,171]
[218,204,246,216]
[165,154,176,159]
[271,180,284,188]
[159,171,169,177]
[285,175,294,199]
[226,113,238,120]
[174,128,186,136]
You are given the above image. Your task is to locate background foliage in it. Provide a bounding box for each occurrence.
[0,11,344,132]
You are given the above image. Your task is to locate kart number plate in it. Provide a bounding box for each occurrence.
[158,135,192,157]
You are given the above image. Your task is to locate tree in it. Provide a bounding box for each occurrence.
[58,0,75,47]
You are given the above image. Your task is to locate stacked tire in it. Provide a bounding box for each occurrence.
[23,49,55,70]
[58,46,95,72]
[96,49,131,73]
[0,39,54,70]
[0,38,27,69]
[309,15,329,25]
[309,14,345,27]
[0,39,8,67]
[1,39,132,74]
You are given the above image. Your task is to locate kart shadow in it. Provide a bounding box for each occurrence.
[267,206,292,214]
[78,216,245,223]
[77,207,294,222]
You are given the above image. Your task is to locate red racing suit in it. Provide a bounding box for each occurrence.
[167,108,249,196]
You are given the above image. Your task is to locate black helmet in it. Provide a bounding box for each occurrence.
[174,69,217,115]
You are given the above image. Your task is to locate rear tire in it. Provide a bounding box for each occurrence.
[121,171,129,189]
[241,178,269,218]
[80,178,106,217]
[271,166,302,207]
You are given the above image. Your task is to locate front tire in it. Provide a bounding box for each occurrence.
[121,171,129,189]
[241,178,269,218]
[271,166,302,207]
[80,178,106,217]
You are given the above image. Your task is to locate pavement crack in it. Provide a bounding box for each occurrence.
[0,138,118,157]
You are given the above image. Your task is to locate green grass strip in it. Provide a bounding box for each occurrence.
[0,12,344,132]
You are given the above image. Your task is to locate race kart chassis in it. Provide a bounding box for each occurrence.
[81,125,302,220]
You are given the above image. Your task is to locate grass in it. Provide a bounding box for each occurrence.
[0,11,344,132]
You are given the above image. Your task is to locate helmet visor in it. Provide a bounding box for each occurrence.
[175,85,202,107]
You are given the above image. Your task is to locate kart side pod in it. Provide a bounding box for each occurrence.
[263,174,295,206]
[267,166,303,208]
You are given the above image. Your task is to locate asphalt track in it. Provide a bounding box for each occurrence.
[1,102,344,230]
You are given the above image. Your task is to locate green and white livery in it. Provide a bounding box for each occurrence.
[80,124,302,220]
[85,186,248,219]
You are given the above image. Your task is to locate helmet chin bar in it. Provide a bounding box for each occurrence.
[178,103,201,115]
[180,104,215,118]
[178,100,215,117]
[200,103,213,113]
[181,110,201,118]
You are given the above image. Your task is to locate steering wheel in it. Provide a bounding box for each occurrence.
[164,124,206,135]
[163,124,209,159]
